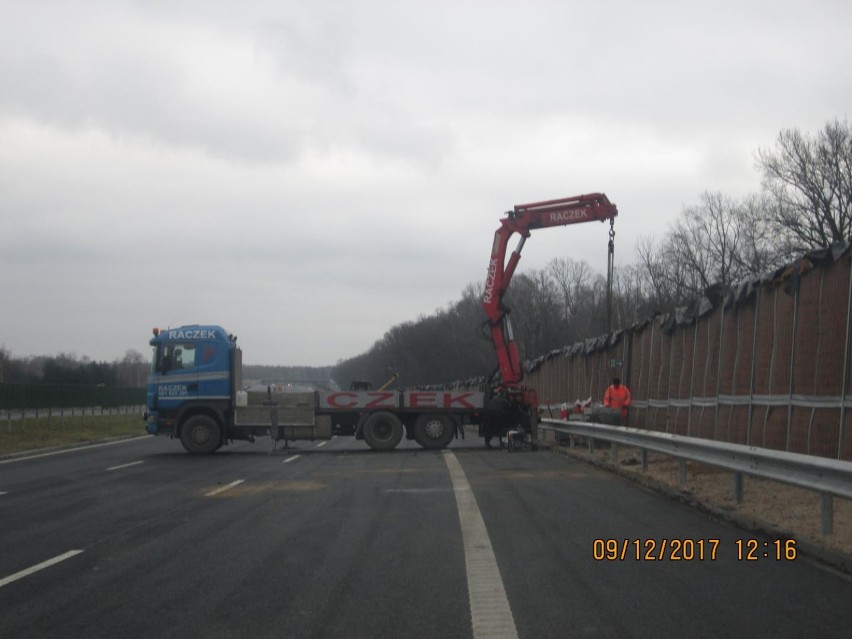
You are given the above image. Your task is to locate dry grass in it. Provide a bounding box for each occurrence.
[555,440,852,560]
[0,412,144,456]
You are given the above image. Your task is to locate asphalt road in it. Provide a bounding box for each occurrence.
[1,434,851,638]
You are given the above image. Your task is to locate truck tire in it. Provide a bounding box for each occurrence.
[361,412,403,451]
[180,415,222,454]
[413,413,455,450]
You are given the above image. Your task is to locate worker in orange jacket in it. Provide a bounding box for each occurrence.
[603,377,631,423]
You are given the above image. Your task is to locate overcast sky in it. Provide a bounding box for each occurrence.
[1,0,850,366]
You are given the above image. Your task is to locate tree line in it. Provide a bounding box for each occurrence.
[333,118,852,388]
[0,348,148,388]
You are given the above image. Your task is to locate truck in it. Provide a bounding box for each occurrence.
[144,192,618,454]
[144,325,484,453]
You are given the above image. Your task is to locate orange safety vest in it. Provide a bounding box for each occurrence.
[604,384,631,409]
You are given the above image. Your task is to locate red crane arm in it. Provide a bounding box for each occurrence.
[483,193,618,386]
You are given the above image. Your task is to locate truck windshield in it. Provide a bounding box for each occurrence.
[158,343,197,373]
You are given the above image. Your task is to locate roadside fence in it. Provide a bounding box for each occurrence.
[4,405,145,435]
[526,242,852,462]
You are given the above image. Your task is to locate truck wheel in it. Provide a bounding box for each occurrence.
[413,413,456,450]
[180,415,222,454]
[361,412,403,451]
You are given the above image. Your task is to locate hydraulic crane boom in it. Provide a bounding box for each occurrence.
[483,193,618,393]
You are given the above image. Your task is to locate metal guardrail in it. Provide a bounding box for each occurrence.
[4,406,144,434]
[631,393,852,410]
[539,418,852,535]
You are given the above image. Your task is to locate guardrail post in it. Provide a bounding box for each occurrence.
[588,438,595,454]
[821,493,834,535]
[840,252,852,459]
[787,283,800,451]
[610,442,618,463]
[733,472,743,504]
[747,289,761,445]
[641,448,648,472]
[715,303,726,440]
[678,459,687,484]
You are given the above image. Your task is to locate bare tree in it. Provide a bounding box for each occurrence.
[546,258,595,325]
[115,349,148,387]
[637,190,786,314]
[544,257,608,341]
[735,193,794,273]
[612,264,655,327]
[670,191,747,292]
[636,235,694,309]
[502,270,562,358]
[757,119,852,251]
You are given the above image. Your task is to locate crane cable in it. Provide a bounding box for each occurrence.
[606,217,615,333]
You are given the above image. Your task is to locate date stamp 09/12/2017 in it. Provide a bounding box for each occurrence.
[592,538,798,562]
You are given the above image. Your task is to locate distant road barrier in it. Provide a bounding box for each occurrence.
[4,405,144,433]
[538,418,852,535]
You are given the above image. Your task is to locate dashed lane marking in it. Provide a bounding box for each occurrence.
[205,479,245,497]
[382,488,454,493]
[0,550,84,589]
[107,460,144,471]
[283,455,301,464]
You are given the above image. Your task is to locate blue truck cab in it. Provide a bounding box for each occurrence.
[145,325,244,453]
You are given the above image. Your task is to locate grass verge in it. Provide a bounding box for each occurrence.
[0,412,145,456]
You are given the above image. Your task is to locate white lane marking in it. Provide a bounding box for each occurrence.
[315,441,328,448]
[205,479,245,497]
[0,550,84,589]
[0,436,153,465]
[107,461,144,471]
[382,488,453,493]
[0,491,7,496]
[283,455,301,464]
[443,451,519,639]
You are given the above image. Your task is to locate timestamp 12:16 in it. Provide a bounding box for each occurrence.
[736,538,798,561]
